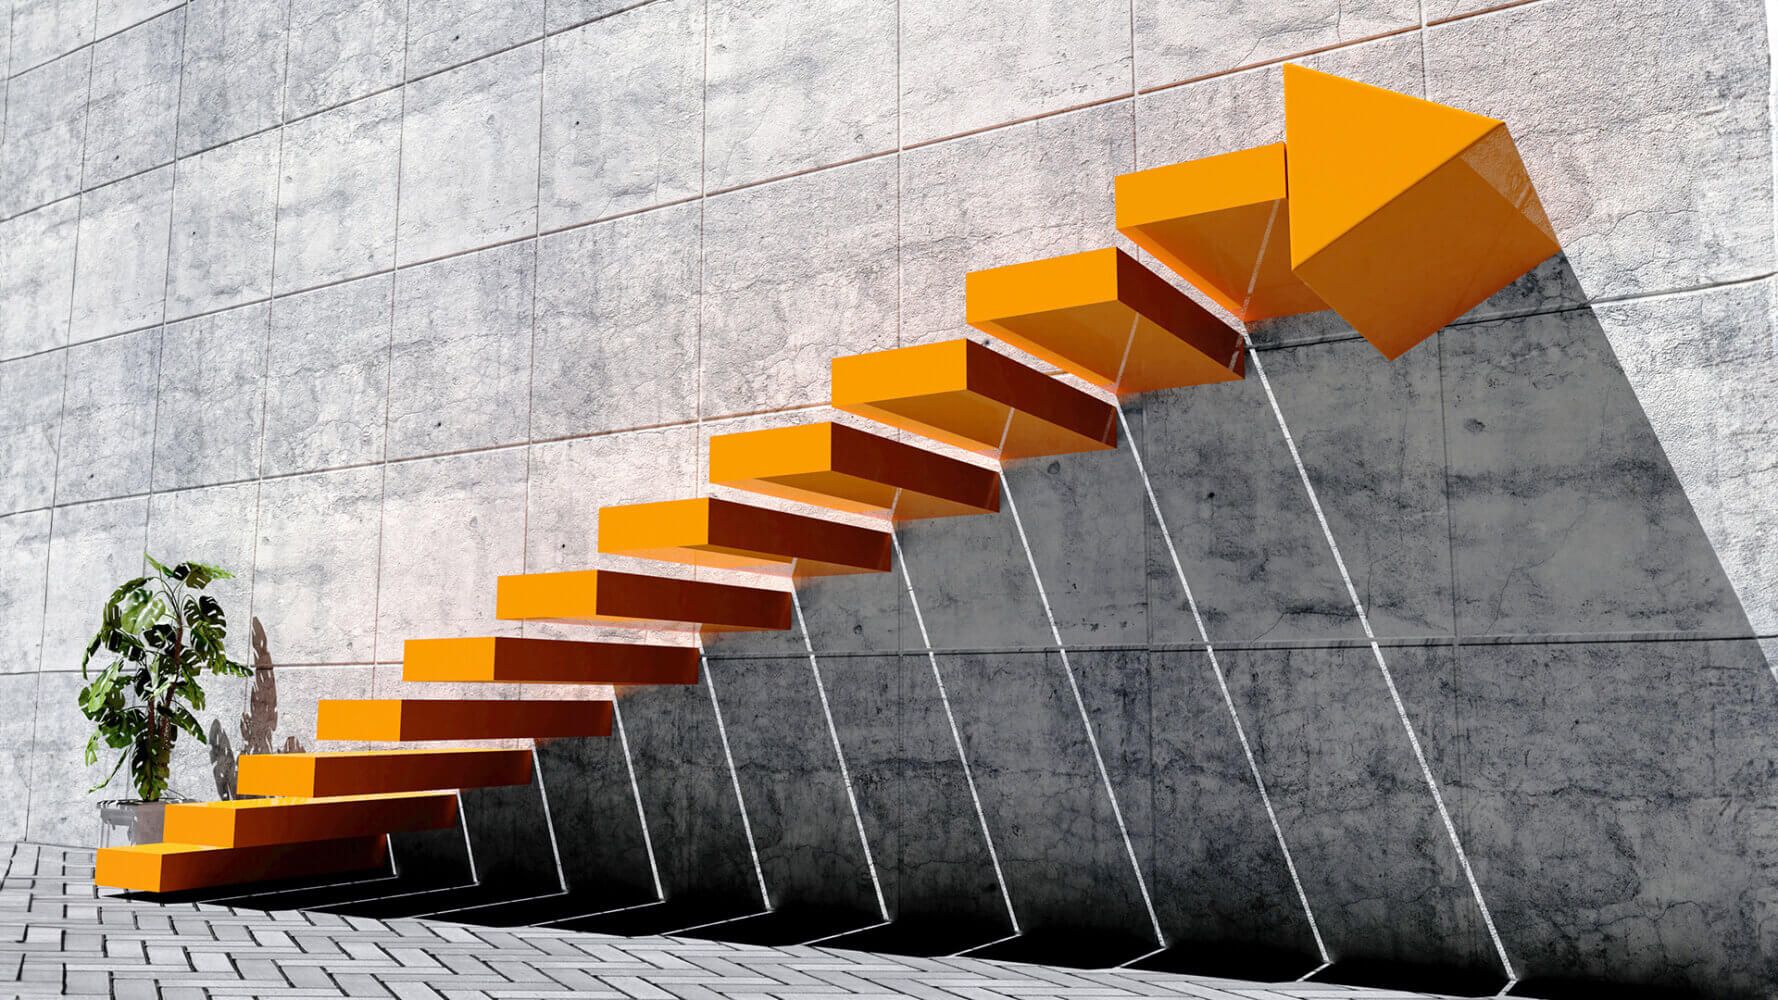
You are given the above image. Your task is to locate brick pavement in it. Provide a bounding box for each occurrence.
[1,844,1448,1000]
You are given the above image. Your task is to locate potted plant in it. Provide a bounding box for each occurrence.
[80,555,250,846]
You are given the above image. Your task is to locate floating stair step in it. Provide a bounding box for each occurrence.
[497,569,791,631]
[96,836,389,893]
[831,339,1117,459]
[317,699,613,742]
[708,422,1001,521]
[1115,143,1326,323]
[966,247,1244,396]
[403,636,700,685]
[164,792,458,849]
[599,497,892,576]
[236,749,534,797]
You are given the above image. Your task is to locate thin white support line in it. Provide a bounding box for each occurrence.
[996,470,1165,948]
[890,529,1020,935]
[663,908,767,937]
[537,898,665,926]
[457,791,479,885]
[530,746,569,893]
[1115,406,1328,964]
[612,699,663,899]
[790,583,890,921]
[1112,945,1167,969]
[799,919,891,948]
[1296,960,1332,982]
[1234,211,1516,988]
[701,652,771,909]
[951,930,1022,958]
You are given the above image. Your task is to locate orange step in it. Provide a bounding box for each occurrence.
[1116,143,1326,324]
[164,792,458,848]
[497,569,791,631]
[403,636,701,684]
[831,339,1117,459]
[966,247,1244,396]
[598,497,892,576]
[709,422,1001,521]
[96,836,389,893]
[317,699,613,742]
[236,749,534,797]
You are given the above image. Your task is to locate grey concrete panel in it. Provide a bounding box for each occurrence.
[532,203,699,441]
[898,0,1129,147]
[711,655,881,916]
[153,302,269,491]
[893,491,1052,653]
[375,449,527,661]
[40,497,148,677]
[0,199,78,358]
[539,0,703,229]
[534,717,660,906]
[703,0,897,190]
[398,42,541,264]
[406,0,543,80]
[1253,335,1456,639]
[618,676,770,906]
[1133,0,1415,90]
[26,670,128,846]
[177,0,289,156]
[938,650,1155,941]
[1221,643,1495,974]
[274,90,402,293]
[261,274,391,476]
[1147,648,1323,962]
[0,510,52,676]
[700,157,897,416]
[0,350,65,515]
[0,49,90,218]
[1442,305,1751,638]
[0,674,38,839]
[1139,369,1365,646]
[388,242,534,459]
[9,0,94,75]
[96,0,183,38]
[900,102,1134,349]
[70,166,173,343]
[1394,638,1778,998]
[522,425,698,574]
[283,0,405,121]
[85,8,182,190]
[167,129,280,320]
[55,329,160,505]
[251,467,382,664]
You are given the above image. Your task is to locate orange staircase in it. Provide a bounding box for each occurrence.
[96,68,1556,896]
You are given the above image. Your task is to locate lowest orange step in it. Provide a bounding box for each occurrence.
[708,422,1001,520]
[97,836,389,893]
[164,792,457,848]
[237,748,534,797]
[599,497,892,576]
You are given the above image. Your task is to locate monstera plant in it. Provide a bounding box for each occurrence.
[79,556,251,806]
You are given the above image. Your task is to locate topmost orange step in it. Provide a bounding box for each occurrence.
[966,247,1243,397]
[832,339,1116,460]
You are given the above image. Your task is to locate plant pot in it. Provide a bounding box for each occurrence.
[97,799,171,848]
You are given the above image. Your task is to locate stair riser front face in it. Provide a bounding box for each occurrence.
[236,750,534,797]
[709,422,1002,520]
[163,794,459,848]
[316,700,614,742]
[95,836,390,893]
[402,637,701,685]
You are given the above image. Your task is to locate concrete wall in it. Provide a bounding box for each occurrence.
[3,0,1778,995]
